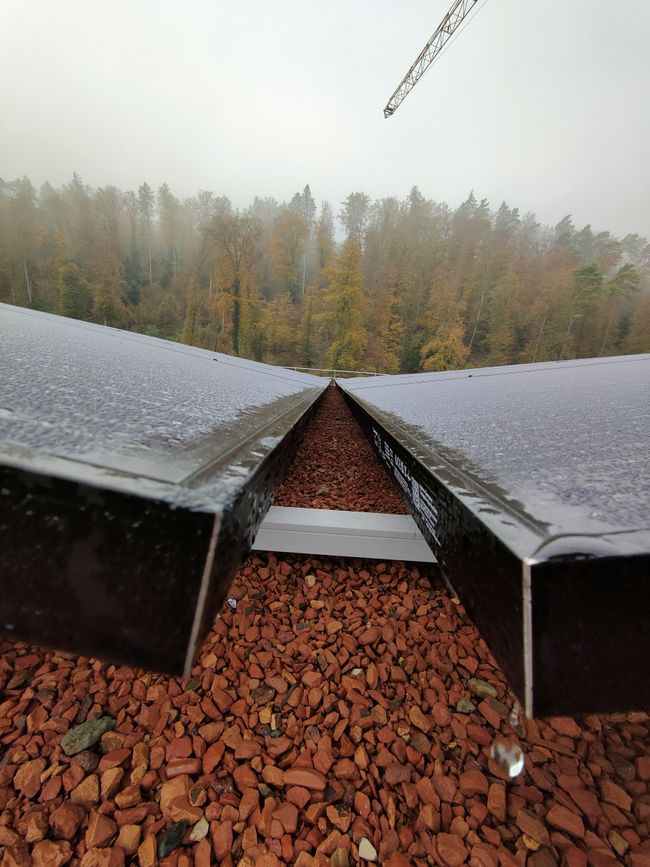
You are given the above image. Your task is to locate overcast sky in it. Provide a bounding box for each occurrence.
[2,0,649,238]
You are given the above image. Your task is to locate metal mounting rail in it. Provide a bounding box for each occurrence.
[0,304,327,676]
[338,358,650,717]
[289,366,381,377]
[253,506,436,563]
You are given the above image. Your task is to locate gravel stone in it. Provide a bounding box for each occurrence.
[157,821,187,858]
[60,717,116,756]
[467,677,498,699]
[359,837,378,861]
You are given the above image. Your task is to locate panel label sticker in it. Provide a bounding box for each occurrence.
[372,426,440,546]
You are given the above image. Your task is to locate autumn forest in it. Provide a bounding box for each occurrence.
[1,176,649,373]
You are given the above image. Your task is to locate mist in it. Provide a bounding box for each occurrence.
[2,0,649,238]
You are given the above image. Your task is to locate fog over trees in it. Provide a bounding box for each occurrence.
[1,175,648,372]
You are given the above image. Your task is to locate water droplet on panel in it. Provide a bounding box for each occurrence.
[509,700,528,737]
[489,736,525,778]
[508,702,520,729]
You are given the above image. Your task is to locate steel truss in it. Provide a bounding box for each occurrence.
[384,0,478,117]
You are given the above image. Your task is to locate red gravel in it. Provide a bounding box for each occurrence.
[274,386,408,514]
[1,553,648,867]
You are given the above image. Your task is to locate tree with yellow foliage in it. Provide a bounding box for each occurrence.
[420,323,469,371]
[322,241,367,371]
[624,291,650,353]
[205,209,260,356]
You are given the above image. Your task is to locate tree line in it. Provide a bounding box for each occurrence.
[1,175,649,372]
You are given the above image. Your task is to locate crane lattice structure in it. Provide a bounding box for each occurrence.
[384,0,479,118]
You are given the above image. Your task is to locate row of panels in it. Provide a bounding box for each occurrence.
[2,305,648,715]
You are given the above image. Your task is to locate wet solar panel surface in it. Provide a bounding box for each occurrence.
[0,304,324,496]
[341,356,650,537]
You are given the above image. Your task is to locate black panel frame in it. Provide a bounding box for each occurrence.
[1,375,325,676]
[530,551,650,717]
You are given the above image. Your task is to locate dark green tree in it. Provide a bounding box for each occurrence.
[57,263,92,320]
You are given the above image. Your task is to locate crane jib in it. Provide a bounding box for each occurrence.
[383,0,481,117]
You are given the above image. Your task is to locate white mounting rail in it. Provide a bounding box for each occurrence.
[253,506,436,563]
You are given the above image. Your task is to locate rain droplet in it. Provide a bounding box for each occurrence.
[227,597,237,610]
[508,701,526,736]
[508,702,520,729]
[489,736,525,778]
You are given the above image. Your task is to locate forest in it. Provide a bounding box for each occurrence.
[1,175,649,373]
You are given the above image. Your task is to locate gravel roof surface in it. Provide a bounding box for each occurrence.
[0,552,648,867]
[274,387,407,514]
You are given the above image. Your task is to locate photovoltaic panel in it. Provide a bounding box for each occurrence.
[339,356,650,716]
[0,304,326,674]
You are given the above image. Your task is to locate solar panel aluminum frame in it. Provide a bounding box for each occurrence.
[338,383,650,718]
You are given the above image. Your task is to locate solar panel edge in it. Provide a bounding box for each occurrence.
[0,384,327,674]
[337,382,531,710]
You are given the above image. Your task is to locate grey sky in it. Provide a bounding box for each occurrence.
[2,0,649,238]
